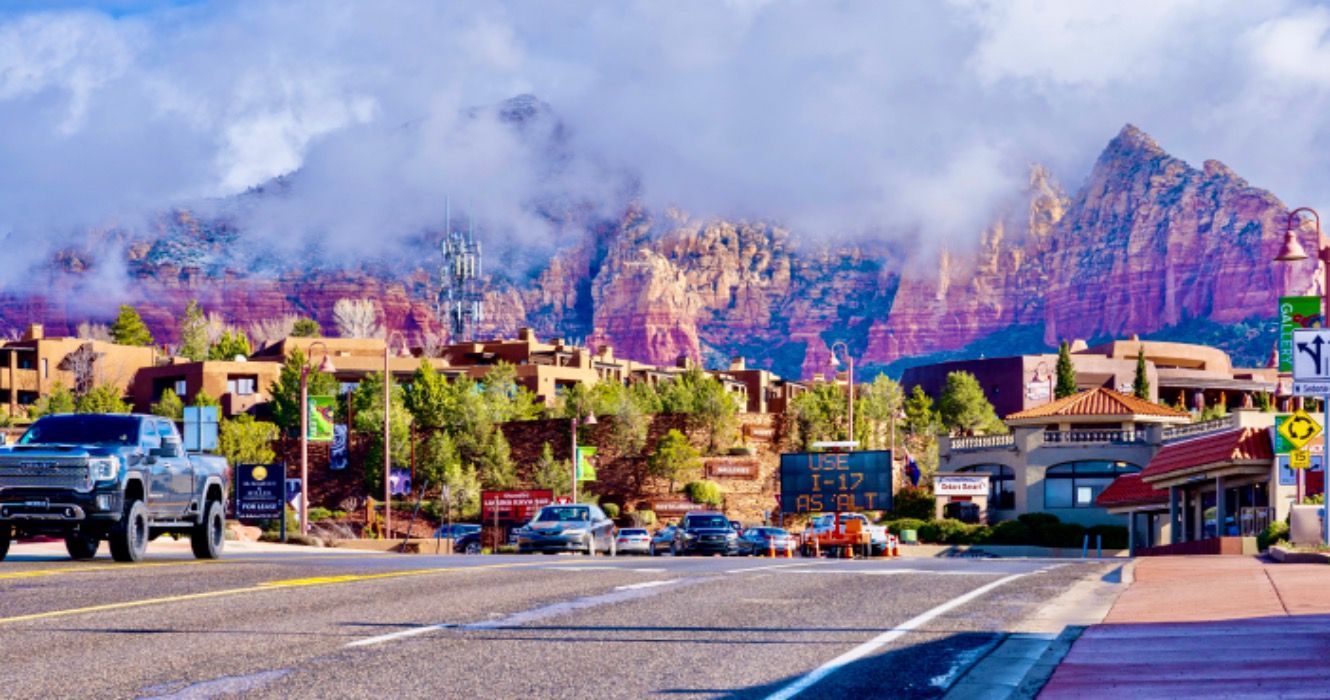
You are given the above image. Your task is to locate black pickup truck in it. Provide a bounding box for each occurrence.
[0,413,230,563]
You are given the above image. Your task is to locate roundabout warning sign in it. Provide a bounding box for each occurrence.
[1278,410,1322,450]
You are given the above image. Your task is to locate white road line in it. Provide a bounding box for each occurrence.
[725,561,818,574]
[614,579,679,591]
[345,623,457,648]
[781,569,992,576]
[763,573,1027,700]
[543,565,665,572]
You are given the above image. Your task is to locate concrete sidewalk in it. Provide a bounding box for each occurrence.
[1040,556,1330,698]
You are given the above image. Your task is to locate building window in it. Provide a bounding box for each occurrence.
[227,375,258,396]
[174,380,187,398]
[958,464,1016,509]
[1044,461,1141,509]
[41,358,48,379]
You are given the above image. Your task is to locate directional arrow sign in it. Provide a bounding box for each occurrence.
[1279,409,1323,450]
[1292,329,1330,381]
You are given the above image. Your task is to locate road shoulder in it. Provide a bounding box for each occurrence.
[943,560,1132,700]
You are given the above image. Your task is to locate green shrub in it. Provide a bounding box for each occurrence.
[1017,512,1062,545]
[883,518,927,536]
[1258,522,1290,552]
[1017,512,1060,529]
[602,503,621,519]
[963,525,993,544]
[918,518,970,544]
[989,520,1031,545]
[891,486,935,520]
[685,480,725,506]
[1088,525,1129,550]
[308,507,334,522]
[632,510,657,527]
[1043,522,1088,548]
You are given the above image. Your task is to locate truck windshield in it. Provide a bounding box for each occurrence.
[19,415,141,446]
[684,515,730,529]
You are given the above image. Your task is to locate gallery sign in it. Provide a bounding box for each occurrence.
[1281,296,1322,373]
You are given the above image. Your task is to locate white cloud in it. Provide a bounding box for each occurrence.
[0,0,1328,286]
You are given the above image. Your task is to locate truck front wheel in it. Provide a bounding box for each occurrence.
[190,500,225,560]
[109,499,148,563]
[65,533,99,560]
[0,525,10,562]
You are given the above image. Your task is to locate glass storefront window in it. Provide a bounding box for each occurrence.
[1045,461,1141,509]
[958,464,1016,509]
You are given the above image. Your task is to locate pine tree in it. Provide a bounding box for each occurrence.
[208,330,252,361]
[1055,341,1078,399]
[1133,347,1150,400]
[938,371,1006,436]
[177,300,209,361]
[290,318,322,338]
[110,305,154,347]
[151,388,184,420]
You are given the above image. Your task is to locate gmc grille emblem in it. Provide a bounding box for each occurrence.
[17,461,58,474]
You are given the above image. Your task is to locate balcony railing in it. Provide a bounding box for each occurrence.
[950,434,1015,451]
[1041,430,1147,446]
[1162,415,1237,442]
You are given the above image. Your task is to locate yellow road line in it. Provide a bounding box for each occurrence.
[0,554,341,581]
[0,561,556,626]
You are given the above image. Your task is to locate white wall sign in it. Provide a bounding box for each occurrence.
[934,474,990,497]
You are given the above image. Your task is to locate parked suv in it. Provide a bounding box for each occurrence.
[0,414,230,563]
[672,511,739,556]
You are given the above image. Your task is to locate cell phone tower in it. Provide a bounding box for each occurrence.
[437,197,484,341]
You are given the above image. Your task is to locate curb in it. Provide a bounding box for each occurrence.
[944,561,1130,700]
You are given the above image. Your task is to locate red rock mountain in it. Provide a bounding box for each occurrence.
[0,125,1316,378]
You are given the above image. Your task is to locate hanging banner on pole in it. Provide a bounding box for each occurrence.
[575,446,597,482]
[1281,296,1323,373]
[307,396,335,442]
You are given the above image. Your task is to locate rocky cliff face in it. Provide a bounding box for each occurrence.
[0,125,1314,378]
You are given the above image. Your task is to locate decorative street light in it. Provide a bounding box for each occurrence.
[829,341,855,444]
[1273,206,1329,547]
[571,410,597,503]
[384,330,408,540]
[300,341,335,536]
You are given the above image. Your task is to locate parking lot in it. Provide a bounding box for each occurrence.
[0,539,1112,698]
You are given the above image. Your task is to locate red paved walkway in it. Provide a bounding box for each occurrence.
[1041,556,1330,698]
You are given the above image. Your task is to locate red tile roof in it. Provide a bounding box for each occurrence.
[1096,473,1167,508]
[1140,427,1274,481]
[1006,387,1190,421]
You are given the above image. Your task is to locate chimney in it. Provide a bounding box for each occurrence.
[24,324,43,341]
[518,327,534,342]
[729,357,746,371]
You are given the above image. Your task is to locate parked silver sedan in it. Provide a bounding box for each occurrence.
[615,528,652,555]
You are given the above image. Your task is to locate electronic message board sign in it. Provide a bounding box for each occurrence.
[779,450,892,514]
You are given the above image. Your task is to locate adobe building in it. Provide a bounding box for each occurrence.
[901,337,1276,419]
[131,358,283,417]
[938,388,1191,529]
[0,325,158,420]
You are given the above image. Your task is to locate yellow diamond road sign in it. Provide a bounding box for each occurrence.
[1279,410,1323,450]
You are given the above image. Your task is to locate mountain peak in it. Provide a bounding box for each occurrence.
[1107,123,1165,158]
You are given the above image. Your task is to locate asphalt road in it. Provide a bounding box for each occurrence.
[0,541,1113,699]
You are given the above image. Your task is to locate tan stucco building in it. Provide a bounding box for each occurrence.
[1,325,157,419]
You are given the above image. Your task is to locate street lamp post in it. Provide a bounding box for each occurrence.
[384,330,408,540]
[571,410,598,502]
[299,341,335,537]
[1273,207,1330,547]
[830,341,855,444]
